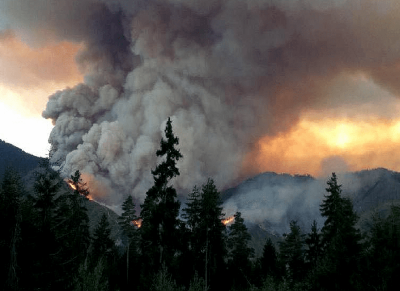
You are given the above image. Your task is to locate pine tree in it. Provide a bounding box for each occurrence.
[259,238,279,279]
[119,195,138,240]
[33,158,62,230]
[118,195,139,288]
[365,205,400,290]
[227,211,254,289]
[199,179,227,290]
[140,117,183,277]
[54,170,90,290]
[0,167,24,291]
[182,186,202,272]
[183,186,202,235]
[86,213,114,289]
[27,159,63,290]
[279,220,305,285]
[320,173,344,249]
[92,213,114,260]
[305,220,322,270]
[318,173,362,290]
[179,186,203,285]
[182,179,227,290]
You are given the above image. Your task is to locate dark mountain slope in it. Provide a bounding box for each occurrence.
[0,140,121,241]
[0,139,42,179]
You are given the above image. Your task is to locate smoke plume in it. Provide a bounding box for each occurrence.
[2,0,400,206]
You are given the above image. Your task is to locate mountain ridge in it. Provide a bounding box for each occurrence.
[2,141,400,256]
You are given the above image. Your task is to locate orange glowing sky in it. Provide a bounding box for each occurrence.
[1,26,400,176]
[243,116,400,177]
[0,32,83,156]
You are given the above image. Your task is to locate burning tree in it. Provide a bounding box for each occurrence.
[54,170,90,289]
[140,117,183,276]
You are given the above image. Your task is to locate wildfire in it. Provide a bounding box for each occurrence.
[222,216,235,225]
[132,219,142,228]
[66,180,77,191]
[65,180,93,201]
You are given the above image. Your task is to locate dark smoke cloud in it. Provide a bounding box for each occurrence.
[2,0,400,207]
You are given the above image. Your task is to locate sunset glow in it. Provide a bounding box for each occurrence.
[243,116,400,177]
[0,33,83,156]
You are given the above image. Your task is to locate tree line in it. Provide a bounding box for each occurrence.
[1,118,399,290]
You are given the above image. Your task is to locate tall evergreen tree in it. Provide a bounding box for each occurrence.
[279,220,305,285]
[305,220,322,270]
[92,213,114,260]
[259,238,279,279]
[182,186,202,272]
[365,205,400,290]
[0,167,24,291]
[118,195,139,288]
[320,173,344,249]
[140,117,183,278]
[317,173,362,290]
[54,170,90,290]
[182,179,227,290]
[199,178,227,291]
[227,211,254,289]
[25,159,63,290]
[33,158,62,230]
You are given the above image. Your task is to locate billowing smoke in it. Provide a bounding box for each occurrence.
[2,0,400,207]
[222,173,326,235]
[221,170,369,235]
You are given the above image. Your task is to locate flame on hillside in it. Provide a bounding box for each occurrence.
[66,180,77,190]
[222,216,235,225]
[65,180,93,201]
[131,219,142,228]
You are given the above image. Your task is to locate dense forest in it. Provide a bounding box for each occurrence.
[1,118,399,291]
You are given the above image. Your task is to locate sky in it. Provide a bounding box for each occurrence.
[0,30,83,156]
[1,0,400,205]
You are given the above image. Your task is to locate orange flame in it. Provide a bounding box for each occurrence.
[222,216,235,225]
[65,180,93,201]
[66,180,77,191]
[132,219,142,228]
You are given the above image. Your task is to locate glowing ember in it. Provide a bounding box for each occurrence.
[132,219,142,228]
[65,179,93,201]
[222,216,235,225]
[66,180,77,191]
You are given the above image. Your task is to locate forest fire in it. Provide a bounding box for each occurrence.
[65,180,93,201]
[222,216,235,226]
[132,219,142,228]
[66,180,77,191]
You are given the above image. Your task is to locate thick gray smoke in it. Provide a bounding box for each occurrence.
[222,171,368,235]
[2,0,400,209]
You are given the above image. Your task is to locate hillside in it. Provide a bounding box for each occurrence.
[222,169,400,256]
[0,139,42,179]
[0,140,122,240]
[3,141,400,257]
